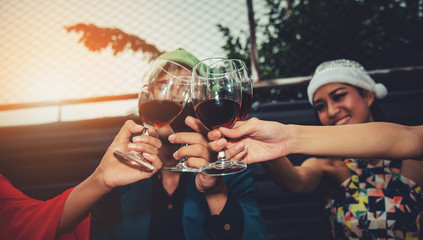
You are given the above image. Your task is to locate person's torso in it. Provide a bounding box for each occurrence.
[326,158,423,239]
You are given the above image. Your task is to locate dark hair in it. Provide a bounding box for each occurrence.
[312,86,387,125]
[355,87,387,122]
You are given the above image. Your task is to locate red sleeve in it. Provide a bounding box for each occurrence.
[0,174,90,240]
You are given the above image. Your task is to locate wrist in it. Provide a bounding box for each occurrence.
[202,177,227,196]
[286,124,300,155]
[90,167,114,195]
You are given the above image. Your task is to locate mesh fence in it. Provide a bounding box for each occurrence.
[1,0,422,111]
[0,0,252,107]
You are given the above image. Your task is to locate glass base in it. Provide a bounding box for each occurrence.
[163,156,200,173]
[200,160,247,176]
[113,149,155,172]
[163,164,200,173]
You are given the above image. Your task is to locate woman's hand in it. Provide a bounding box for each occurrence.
[207,117,291,164]
[168,122,228,215]
[168,130,220,192]
[168,118,229,194]
[94,120,163,191]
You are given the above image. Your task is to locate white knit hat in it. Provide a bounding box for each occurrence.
[307,59,388,105]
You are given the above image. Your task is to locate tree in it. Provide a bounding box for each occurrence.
[219,0,423,80]
[65,23,163,61]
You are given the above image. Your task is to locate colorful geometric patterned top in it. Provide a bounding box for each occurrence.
[326,159,423,239]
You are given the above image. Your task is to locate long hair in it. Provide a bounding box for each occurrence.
[356,87,387,122]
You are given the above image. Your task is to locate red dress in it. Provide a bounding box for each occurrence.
[0,174,90,240]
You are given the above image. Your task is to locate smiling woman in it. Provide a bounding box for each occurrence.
[246,59,423,240]
[309,59,388,125]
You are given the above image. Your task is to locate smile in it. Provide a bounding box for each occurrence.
[334,116,351,125]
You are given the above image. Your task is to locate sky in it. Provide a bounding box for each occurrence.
[0,0,267,127]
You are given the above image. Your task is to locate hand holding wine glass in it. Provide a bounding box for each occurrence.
[113,59,192,171]
[191,57,247,176]
[163,76,200,173]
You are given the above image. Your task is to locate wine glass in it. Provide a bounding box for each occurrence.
[113,59,192,171]
[164,76,200,173]
[232,59,253,120]
[191,57,247,176]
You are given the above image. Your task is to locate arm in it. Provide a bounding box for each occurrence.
[289,122,423,160]
[0,174,79,240]
[261,156,325,193]
[56,120,162,237]
[207,118,423,164]
[0,121,162,240]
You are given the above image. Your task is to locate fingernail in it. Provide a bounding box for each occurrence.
[235,143,244,152]
[186,117,194,125]
[128,143,137,149]
[132,136,141,142]
[220,127,228,132]
[168,134,175,143]
[241,145,248,154]
[173,151,179,159]
[217,138,225,147]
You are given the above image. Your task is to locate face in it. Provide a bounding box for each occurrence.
[151,68,191,98]
[312,83,375,126]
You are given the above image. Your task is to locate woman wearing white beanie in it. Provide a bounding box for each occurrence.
[307,59,388,125]
[207,59,423,239]
[302,60,422,239]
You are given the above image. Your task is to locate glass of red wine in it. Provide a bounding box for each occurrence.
[232,59,253,120]
[191,58,247,176]
[113,59,192,171]
[164,76,200,173]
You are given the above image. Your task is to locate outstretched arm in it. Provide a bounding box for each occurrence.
[207,118,423,164]
[290,122,423,160]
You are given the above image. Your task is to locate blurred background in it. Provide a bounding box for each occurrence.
[1,1,423,239]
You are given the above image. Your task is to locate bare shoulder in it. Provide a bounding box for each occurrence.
[302,157,344,168]
[303,157,350,184]
[401,159,423,187]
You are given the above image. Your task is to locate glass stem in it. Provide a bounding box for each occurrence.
[217,149,227,161]
[128,127,149,157]
[178,143,189,165]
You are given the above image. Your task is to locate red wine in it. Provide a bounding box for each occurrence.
[138,100,182,128]
[194,98,240,130]
[170,101,196,132]
[238,91,253,120]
